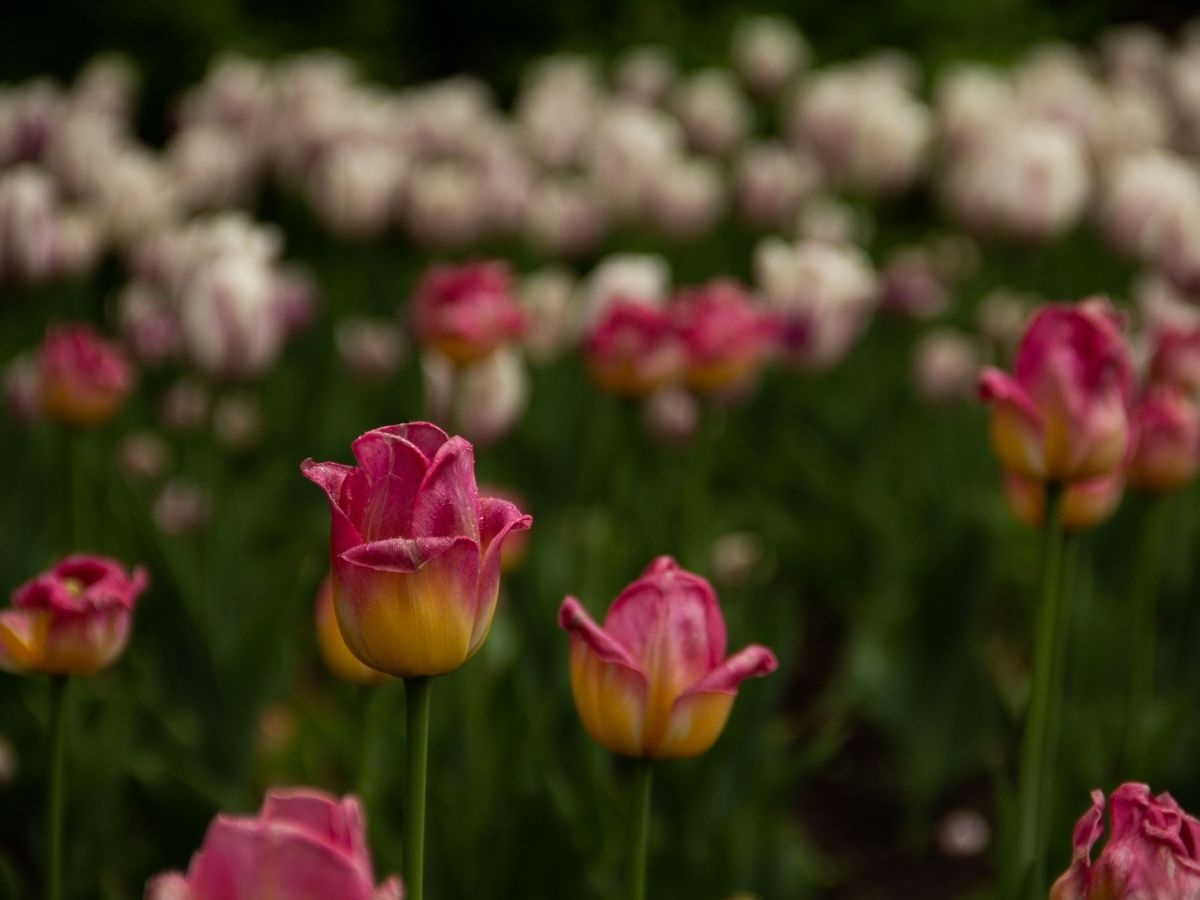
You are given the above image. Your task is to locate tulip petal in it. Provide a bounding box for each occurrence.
[680,644,779,696]
[468,497,532,654]
[557,597,642,671]
[301,460,364,555]
[262,789,369,864]
[979,368,1047,478]
[411,437,481,542]
[145,873,193,900]
[336,536,481,677]
[348,432,432,540]
[1050,790,1105,900]
[0,608,47,673]
[373,877,404,900]
[40,606,132,675]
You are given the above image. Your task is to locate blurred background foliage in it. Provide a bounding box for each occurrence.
[2,1,1200,899]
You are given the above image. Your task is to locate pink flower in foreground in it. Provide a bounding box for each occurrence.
[301,423,531,678]
[1050,783,1200,900]
[39,323,134,427]
[146,788,402,900]
[0,555,147,675]
[978,299,1134,483]
[558,556,777,760]
[314,575,387,686]
[670,279,775,393]
[1128,384,1200,492]
[584,301,684,396]
[410,261,525,365]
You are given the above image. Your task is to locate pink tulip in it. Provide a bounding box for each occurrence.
[669,279,775,393]
[314,576,388,686]
[978,299,1134,483]
[1050,783,1200,900]
[146,788,402,900]
[38,323,134,427]
[410,261,525,365]
[1128,384,1200,492]
[0,555,147,676]
[558,556,777,760]
[301,423,531,678]
[584,301,684,396]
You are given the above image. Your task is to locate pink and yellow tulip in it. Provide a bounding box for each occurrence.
[301,423,531,679]
[146,788,402,900]
[38,323,133,427]
[978,299,1134,483]
[0,554,147,676]
[410,261,525,365]
[314,575,388,686]
[670,279,775,393]
[1128,383,1200,492]
[584,302,684,396]
[1051,783,1200,900]
[1002,471,1125,532]
[558,556,777,760]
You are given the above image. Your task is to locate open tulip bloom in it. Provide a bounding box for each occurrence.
[558,556,776,899]
[302,422,531,900]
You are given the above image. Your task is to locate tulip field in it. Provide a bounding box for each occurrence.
[7,5,1200,899]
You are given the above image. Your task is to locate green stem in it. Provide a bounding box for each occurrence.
[628,760,654,900]
[1011,484,1067,900]
[45,677,70,900]
[404,677,433,900]
[1126,496,1171,775]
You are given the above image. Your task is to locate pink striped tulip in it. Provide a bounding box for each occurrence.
[670,279,775,393]
[584,301,684,396]
[301,423,531,678]
[978,299,1134,483]
[558,556,777,760]
[314,576,388,686]
[1128,384,1200,492]
[0,555,147,675]
[146,788,402,900]
[39,323,134,426]
[410,261,525,365]
[1051,783,1200,900]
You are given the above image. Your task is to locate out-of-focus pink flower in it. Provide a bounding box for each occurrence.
[524,176,608,258]
[39,323,133,427]
[1099,150,1200,262]
[117,431,170,481]
[1002,470,1125,532]
[160,378,210,432]
[731,16,808,96]
[584,302,684,395]
[1128,384,1200,492]
[670,279,774,392]
[671,70,750,157]
[410,261,524,365]
[146,788,402,900]
[3,353,42,424]
[734,142,820,230]
[0,555,147,676]
[117,283,181,365]
[754,237,878,370]
[558,556,777,759]
[423,348,529,447]
[615,46,677,106]
[0,165,64,284]
[978,300,1134,483]
[646,159,725,240]
[880,247,950,320]
[308,143,406,238]
[335,317,406,382]
[912,329,980,406]
[153,480,212,537]
[1149,323,1200,398]
[581,254,671,328]
[1050,784,1200,900]
[518,267,577,362]
[213,392,263,451]
[314,576,388,686]
[301,423,531,678]
[642,386,700,445]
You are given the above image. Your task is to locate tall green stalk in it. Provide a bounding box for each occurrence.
[1010,484,1068,900]
[45,677,70,900]
[404,677,433,900]
[628,760,654,900]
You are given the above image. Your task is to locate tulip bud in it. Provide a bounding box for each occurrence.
[670,279,775,392]
[615,46,677,106]
[518,267,577,362]
[314,576,388,686]
[0,555,147,675]
[978,299,1134,483]
[1050,784,1200,900]
[672,69,750,157]
[38,323,134,427]
[731,16,808,97]
[301,423,532,678]
[584,302,685,396]
[146,788,402,900]
[410,260,524,365]
[558,556,777,759]
[1128,384,1200,492]
[453,347,529,446]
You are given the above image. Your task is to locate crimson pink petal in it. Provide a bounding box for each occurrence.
[469,497,532,651]
[261,789,368,861]
[557,597,643,673]
[680,644,778,697]
[410,437,481,542]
